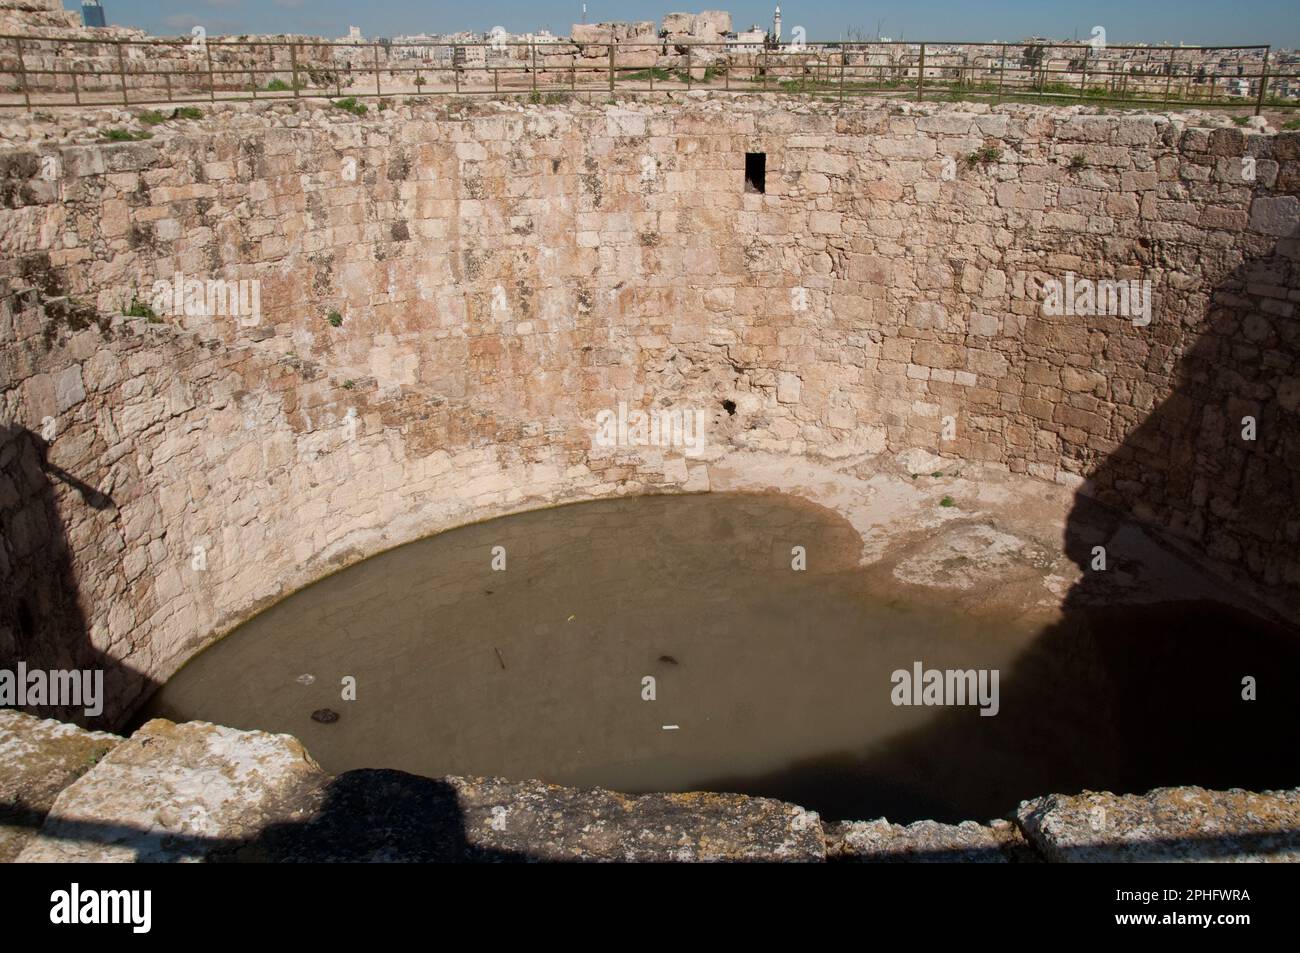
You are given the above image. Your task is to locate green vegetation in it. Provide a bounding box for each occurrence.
[327,310,343,328]
[1232,115,1250,126]
[343,379,356,390]
[138,109,167,126]
[966,145,1002,166]
[171,106,203,120]
[624,67,674,83]
[122,297,157,320]
[263,78,300,92]
[1070,153,1087,170]
[1284,118,1300,130]
[101,128,152,142]
[940,496,956,508]
[332,97,368,116]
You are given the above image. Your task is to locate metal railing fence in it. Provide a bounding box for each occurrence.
[0,35,1294,114]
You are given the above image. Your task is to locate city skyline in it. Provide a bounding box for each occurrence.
[63,1,1300,48]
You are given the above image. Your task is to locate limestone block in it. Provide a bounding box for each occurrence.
[826,817,1028,862]
[17,720,323,863]
[0,711,121,863]
[1018,787,1300,863]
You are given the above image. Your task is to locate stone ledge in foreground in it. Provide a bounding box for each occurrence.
[7,716,1300,862]
[0,709,122,863]
[825,817,1036,863]
[1017,787,1300,863]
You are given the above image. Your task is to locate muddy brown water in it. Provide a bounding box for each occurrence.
[137,492,1300,823]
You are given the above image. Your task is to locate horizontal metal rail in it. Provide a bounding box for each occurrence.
[0,35,1293,114]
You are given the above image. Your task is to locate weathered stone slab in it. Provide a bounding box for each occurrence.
[446,776,824,862]
[244,769,824,862]
[16,719,323,863]
[825,817,1032,863]
[1017,787,1300,862]
[0,709,120,862]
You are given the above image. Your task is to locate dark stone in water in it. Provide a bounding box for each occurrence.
[311,708,340,725]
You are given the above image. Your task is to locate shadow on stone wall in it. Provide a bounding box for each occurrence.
[694,218,1300,848]
[0,424,153,730]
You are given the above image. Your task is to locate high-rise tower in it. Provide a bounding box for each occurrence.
[773,6,782,44]
[82,0,106,28]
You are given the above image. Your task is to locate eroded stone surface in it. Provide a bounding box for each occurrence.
[7,715,1300,863]
[826,817,1033,863]
[1017,787,1300,863]
[444,776,824,862]
[15,718,323,862]
[243,769,825,862]
[0,709,120,862]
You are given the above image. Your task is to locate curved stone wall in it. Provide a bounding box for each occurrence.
[1,96,1297,726]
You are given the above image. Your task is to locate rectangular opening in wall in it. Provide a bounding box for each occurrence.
[745,152,766,194]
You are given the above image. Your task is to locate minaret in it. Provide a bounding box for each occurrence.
[773,6,782,44]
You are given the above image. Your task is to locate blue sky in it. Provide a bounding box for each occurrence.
[66,1,1300,47]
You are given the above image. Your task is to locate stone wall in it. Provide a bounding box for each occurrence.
[0,96,1297,724]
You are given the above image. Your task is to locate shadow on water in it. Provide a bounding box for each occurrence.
[131,219,1300,852]
[697,194,1300,828]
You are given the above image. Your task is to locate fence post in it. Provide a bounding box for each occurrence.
[1163,48,1175,106]
[290,41,299,97]
[996,43,1006,103]
[532,41,538,94]
[374,42,381,97]
[1079,46,1089,98]
[917,42,925,101]
[608,41,615,94]
[206,40,216,101]
[15,36,30,111]
[839,45,845,104]
[1255,46,1270,116]
[685,43,692,88]
[116,40,129,105]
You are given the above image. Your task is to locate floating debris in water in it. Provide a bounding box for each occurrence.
[311,708,339,724]
[658,655,678,665]
[296,674,316,686]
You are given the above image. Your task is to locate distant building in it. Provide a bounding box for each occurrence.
[729,27,767,52]
[81,0,107,28]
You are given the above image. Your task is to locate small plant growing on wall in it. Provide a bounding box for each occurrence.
[327,311,343,328]
[172,106,204,120]
[965,145,1002,167]
[101,128,152,142]
[1070,153,1087,170]
[939,495,956,508]
[123,297,158,321]
[332,97,368,116]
